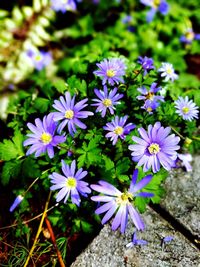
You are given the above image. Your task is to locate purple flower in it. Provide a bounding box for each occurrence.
[177,153,193,172]
[137,83,164,103]
[52,92,94,135]
[158,62,178,82]
[163,236,174,243]
[138,56,155,75]
[51,0,76,12]
[91,169,153,233]
[93,58,127,85]
[128,122,180,173]
[140,0,169,22]
[126,232,148,248]
[180,28,200,44]
[24,114,66,158]
[9,195,24,212]
[174,96,199,121]
[141,99,160,114]
[27,49,52,71]
[49,160,91,206]
[92,86,123,117]
[122,15,132,24]
[103,116,135,145]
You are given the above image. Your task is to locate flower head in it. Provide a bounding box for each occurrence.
[138,56,155,75]
[174,96,199,121]
[137,83,164,102]
[27,49,52,71]
[128,122,180,173]
[92,86,123,117]
[49,160,91,206]
[91,169,153,233]
[103,116,135,145]
[24,114,66,158]
[180,28,200,44]
[9,195,24,212]
[140,0,169,22]
[141,99,160,114]
[51,0,76,12]
[126,232,148,248]
[52,92,94,135]
[158,62,178,82]
[93,58,126,85]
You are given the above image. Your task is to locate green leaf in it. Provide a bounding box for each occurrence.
[34,97,49,113]
[81,220,93,233]
[0,130,24,161]
[1,161,21,185]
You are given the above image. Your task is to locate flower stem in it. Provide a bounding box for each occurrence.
[170,125,185,140]
[23,191,52,267]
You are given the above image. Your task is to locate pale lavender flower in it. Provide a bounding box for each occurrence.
[9,195,24,212]
[93,58,126,85]
[24,114,66,158]
[92,86,123,117]
[158,62,178,82]
[91,169,153,233]
[126,232,148,248]
[27,49,52,71]
[174,96,199,121]
[49,160,91,206]
[177,153,193,172]
[103,116,135,145]
[52,92,94,135]
[51,0,76,12]
[138,56,155,75]
[180,28,200,44]
[140,0,169,22]
[128,122,180,173]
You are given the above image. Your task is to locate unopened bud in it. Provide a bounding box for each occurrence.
[9,195,24,212]
[184,137,192,147]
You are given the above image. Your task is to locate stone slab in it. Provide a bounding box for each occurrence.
[161,155,200,236]
[71,208,200,267]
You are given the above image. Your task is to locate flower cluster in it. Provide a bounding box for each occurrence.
[137,83,164,113]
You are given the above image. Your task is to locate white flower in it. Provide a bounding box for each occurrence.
[158,62,178,82]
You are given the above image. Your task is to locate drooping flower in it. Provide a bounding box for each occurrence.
[9,195,24,212]
[140,0,169,22]
[24,114,66,158]
[103,116,135,145]
[49,160,91,206]
[91,169,154,233]
[138,56,155,76]
[128,122,180,173]
[52,92,94,135]
[126,232,148,248]
[177,153,193,172]
[158,62,178,82]
[51,0,76,12]
[92,86,123,117]
[26,49,52,71]
[93,58,127,85]
[174,96,199,121]
[180,28,200,44]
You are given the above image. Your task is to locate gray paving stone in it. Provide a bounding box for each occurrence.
[71,208,200,267]
[161,155,200,236]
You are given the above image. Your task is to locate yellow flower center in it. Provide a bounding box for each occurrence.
[114,126,124,135]
[185,31,194,41]
[35,55,42,61]
[103,98,112,107]
[41,132,52,144]
[148,143,160,155]
[116,192,133,205]
[66,177,77,188]
[106,69,116,78]
[146,92,154,100]
[65,110,74,119]
[147,107,153,112]
[152,0,160,8]
[182,106,189,114]
[166,68,172,74]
